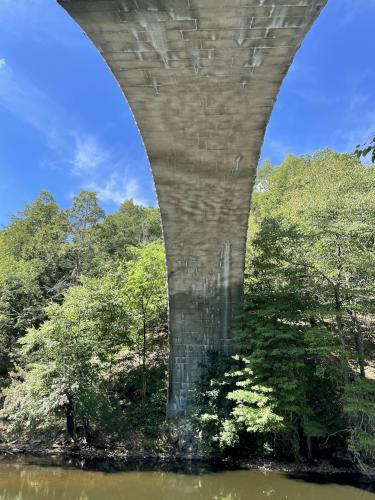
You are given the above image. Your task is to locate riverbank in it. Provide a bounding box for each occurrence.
[1,442,373,479]
[2,454,374,500]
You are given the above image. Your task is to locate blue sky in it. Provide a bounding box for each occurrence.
[0,0,374,226]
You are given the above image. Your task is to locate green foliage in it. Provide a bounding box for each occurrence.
[221,357,284,449]
[69,190,105,278]
[97,199,162,261]
[191,352,236,453]
[121,241,167,399]
[0,191,73,380]
[243,151,375,460]
[1,150,375,464]
[123,242,167,336]
[355,135,375,163]
[0,249,42,378]
[120,364,168,439]
[193,150,375,463]
[2,275,130,439]
[2,191,69,263]
[0,190,167,446]
[344,378,375,460]
[192,353,285,456]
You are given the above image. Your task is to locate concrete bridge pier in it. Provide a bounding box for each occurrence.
[57,0,327,419]
[166,228,246,415]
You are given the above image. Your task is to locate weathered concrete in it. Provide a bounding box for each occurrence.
[57,0,327,417]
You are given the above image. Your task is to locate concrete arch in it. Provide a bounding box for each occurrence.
[57,0,327,417]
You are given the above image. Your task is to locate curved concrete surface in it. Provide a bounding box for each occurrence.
[57,0,327,417]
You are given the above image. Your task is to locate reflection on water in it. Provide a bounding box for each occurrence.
[0,457,374,500]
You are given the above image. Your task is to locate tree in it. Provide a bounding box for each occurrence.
[193,151,375,461]
[249,151,375,375]
[0,238,43,383]
[69,190,105,279]
[97,200,162,260]
[0,193,168,447]
[244,150,375,459]
[355,135,375,163]
[192,353,284,454]
[344,378,375,462]
[2,275,130,441]
[0,193,71,383]
[1,191,71,299]
[3,191,69,261]
[122,241,167,400]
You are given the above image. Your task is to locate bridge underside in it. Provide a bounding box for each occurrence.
[58,0,326,417]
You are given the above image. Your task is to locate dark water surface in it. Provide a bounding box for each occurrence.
[0,456,374,500]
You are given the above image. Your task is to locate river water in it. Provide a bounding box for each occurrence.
[0,456,374,500]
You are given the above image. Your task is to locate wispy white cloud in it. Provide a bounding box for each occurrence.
[69,134,145,206]
[0,59,146,208]
[0,58,65,151]
[70,134,109,176]
[86,172,144,206]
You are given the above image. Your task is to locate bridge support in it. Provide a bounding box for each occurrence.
[58,0,327,417]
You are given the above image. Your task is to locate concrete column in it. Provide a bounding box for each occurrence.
[57,0,327,417]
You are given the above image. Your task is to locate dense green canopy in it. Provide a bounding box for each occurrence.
[0,150,374,466]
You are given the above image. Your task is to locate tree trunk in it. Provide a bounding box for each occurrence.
[334,241,346,349]
[142,317,147,400]
[334,286,346,349]
[350,311,366,378]
[306,435,313,461]
[66,396,76,441]
[333,239,352,384]
[290,429,302,462]
[83,418,91,445]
